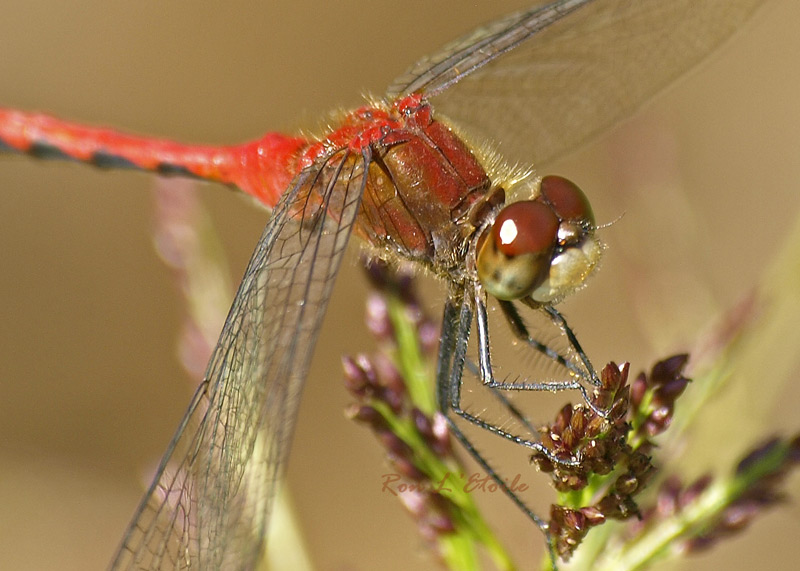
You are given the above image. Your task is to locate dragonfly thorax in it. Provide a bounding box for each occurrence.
[350,97,492,271]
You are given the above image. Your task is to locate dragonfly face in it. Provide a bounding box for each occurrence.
[475,175,601,303]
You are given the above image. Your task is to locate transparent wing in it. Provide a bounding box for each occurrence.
[109,148,368,570]
[388,0,768,166]
[387,0,593,98]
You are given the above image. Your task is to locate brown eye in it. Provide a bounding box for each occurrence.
[492,200,559,257]
[539,175,594,226]
[476,200,559,301]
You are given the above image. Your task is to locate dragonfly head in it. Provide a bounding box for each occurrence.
[476,175,602,304]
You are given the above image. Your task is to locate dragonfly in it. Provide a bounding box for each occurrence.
[0,0,772,568]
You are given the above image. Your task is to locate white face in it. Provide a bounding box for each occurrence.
[476,175,602,304]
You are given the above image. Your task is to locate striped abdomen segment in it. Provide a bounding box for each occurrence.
[0,108,308,209]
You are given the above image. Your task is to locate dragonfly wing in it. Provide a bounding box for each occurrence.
[388,0,768,166]
[387,0,593,98]
[109,148,368,570]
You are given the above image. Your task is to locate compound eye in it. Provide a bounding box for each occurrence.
[476,200,559,300]
[540,175,594,226]
[492,201,559,257]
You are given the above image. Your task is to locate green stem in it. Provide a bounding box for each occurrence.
[592,441,792,571]
[381,293,516,571]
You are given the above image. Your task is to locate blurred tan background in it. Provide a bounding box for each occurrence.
[1,1,799,569]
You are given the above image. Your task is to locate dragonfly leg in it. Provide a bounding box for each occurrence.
[480,297,610,418]
[437,299,550,530]
[437,297,565,567]
[440,297,579,464]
